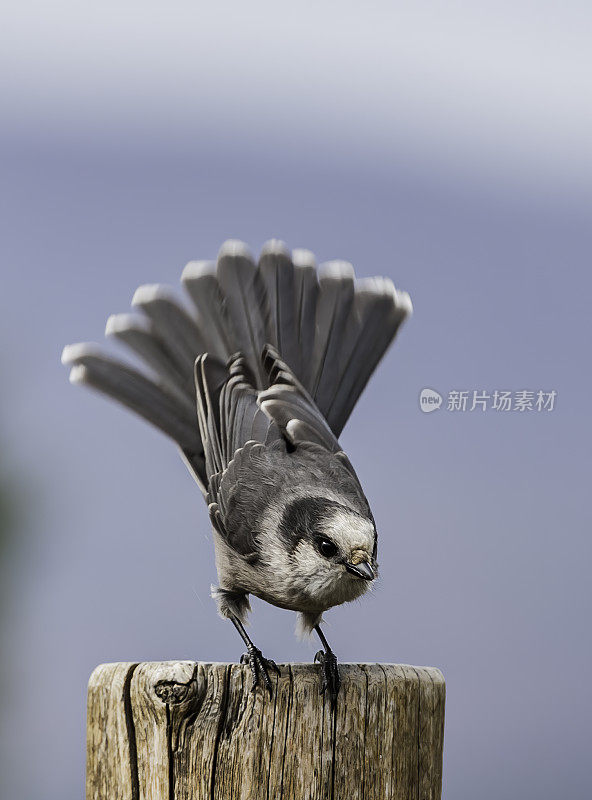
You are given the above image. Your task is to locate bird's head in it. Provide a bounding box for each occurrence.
[278,496,378,604]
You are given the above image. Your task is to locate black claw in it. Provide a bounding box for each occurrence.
[241,646,278,694]
[315,649,340,705]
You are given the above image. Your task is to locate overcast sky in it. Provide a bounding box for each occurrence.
[3,1,592,194]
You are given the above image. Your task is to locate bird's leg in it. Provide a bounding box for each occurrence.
[230,615,280,694]
[314,624,341,705]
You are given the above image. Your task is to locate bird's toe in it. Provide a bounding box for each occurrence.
[315,650,340,705]
[241,647,277,694]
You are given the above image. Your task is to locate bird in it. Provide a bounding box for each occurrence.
[62,239,412,703]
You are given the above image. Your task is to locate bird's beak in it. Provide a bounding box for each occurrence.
[345,561,375,580]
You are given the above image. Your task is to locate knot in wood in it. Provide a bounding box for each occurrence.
[154,680,190,705]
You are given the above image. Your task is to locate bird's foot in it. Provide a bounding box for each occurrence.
[315,649,341,705]
[240,646,280,694]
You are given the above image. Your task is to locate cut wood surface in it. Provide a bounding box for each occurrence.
[86,661,445,800]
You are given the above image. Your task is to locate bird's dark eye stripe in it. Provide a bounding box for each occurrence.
[278,496,351,553]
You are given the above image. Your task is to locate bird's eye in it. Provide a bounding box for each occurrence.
[319,539,338,558]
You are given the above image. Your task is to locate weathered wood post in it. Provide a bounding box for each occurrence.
[86,661,445,799]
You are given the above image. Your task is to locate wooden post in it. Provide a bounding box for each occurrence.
[86,661,445,800]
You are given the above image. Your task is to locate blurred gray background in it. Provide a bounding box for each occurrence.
[1,2,591,798]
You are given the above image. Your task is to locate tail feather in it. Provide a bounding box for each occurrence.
[258,240,300,376]
[327,279,412,433]
[132,285,206,386]
[216,241,271,389]
[320,278,407,433]
[105,313,192,408]
[62,344,201,452]
[63,239,411,489]
[292,249,320,390]
[181,260,233,360]
[310,261,355,416]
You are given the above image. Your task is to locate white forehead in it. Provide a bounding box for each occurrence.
[323,507,375,554]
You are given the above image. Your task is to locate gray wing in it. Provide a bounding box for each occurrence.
[199,345,366,558]
[258,345,341,453]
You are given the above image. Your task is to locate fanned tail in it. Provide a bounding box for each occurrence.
[62,239,412,490]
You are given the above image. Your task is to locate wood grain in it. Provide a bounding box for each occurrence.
[86,662,138,800]
[86,662,445,800]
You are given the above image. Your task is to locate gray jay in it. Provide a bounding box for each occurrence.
[62,240,412,701]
